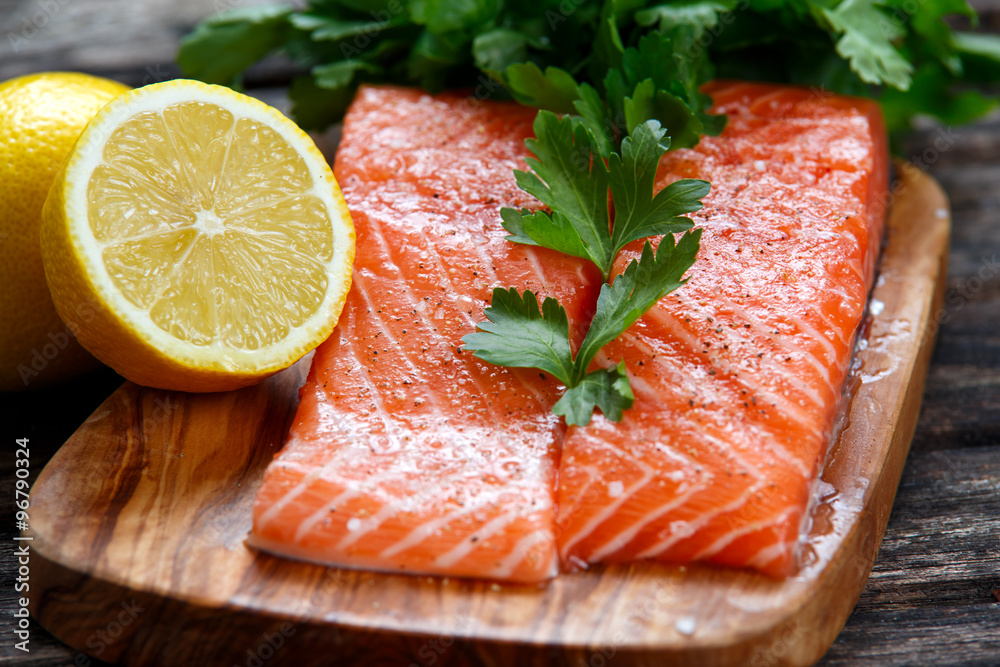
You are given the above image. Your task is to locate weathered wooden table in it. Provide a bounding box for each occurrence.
[1,0,998,664]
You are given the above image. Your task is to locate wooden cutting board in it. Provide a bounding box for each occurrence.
[26,163,949,667]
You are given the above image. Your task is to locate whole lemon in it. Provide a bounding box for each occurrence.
[0,72,129,391]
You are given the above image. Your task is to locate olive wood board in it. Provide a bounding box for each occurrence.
[25,163,950,667]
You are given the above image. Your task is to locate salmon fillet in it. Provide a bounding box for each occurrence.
[252,81,887,582]
[250,87,600,583]
[555,81,888,577]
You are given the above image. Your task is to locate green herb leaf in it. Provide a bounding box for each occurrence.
[466,229,700,425]
[608,120,708,254]
[574,231,702,382]
[635,0,738,40]
[179,0,1000,136]
[903,0,975,76]
[410,0,501,32]
[818,0,914,89]
[177,5,294,86]
[407,29,473,90]
[472,29,533,74]
[504,116,709,280]
[500,208,599,265]
[573,83,618,157]
[502,110,615,274]
[616,30,725,148]
[879,61,997,133]
[554,362,634,426]
[300,16,383,42]
[461,287,575,385]
[478,113,705,424]
[312,59,381,89]
[288,74,357,130]
[501,63,582,113]
[954,31,1000,83]
[624,78,705,150]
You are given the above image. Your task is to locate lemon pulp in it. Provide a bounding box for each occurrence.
[90,101,335,351]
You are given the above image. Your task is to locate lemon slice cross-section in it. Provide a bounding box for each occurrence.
[41,80,355,392]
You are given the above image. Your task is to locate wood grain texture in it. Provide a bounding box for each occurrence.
[19,164,949,667]
[3,2,1000,663]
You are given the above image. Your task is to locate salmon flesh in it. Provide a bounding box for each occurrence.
[250,82,888,582]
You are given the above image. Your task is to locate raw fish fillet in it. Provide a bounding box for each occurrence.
[251,81,887,582]
[250,87,600,583]
[555,81,888,578]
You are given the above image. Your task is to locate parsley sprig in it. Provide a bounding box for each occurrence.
[501,112,709,280]
[462,119,705,426]
[179,0,1000,137]
[462,233,700,426]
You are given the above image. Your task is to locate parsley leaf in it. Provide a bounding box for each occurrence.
[634,0,738,40]
[461,287,575,384]
[554,362,634,425]
[472,29,534,74]
[573,231,702,383]
[477,112,708,425]
[611,29,726,150]
[817,0,914,89]
[502,116,707,282]
[608,120,708,255]
[879,61,997,131]
[177,5,294,87]
[954,31,1000,82]
[501,111,614,275]
[288,74,358,131]
[466,112,706,427]
[410,0,500,33]
[463,231,701,426]
[502,63,584,115]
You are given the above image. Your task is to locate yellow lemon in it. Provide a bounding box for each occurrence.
[41,79,355,392]
[0,72,130,391]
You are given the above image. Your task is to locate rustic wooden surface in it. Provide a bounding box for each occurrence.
[10,166,954,667]
[1,0,998,665]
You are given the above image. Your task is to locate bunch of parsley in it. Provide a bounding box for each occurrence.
[179,0,1000,425]
[179,0,1000,134]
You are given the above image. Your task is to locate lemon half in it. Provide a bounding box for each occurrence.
[41,80,355,392]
